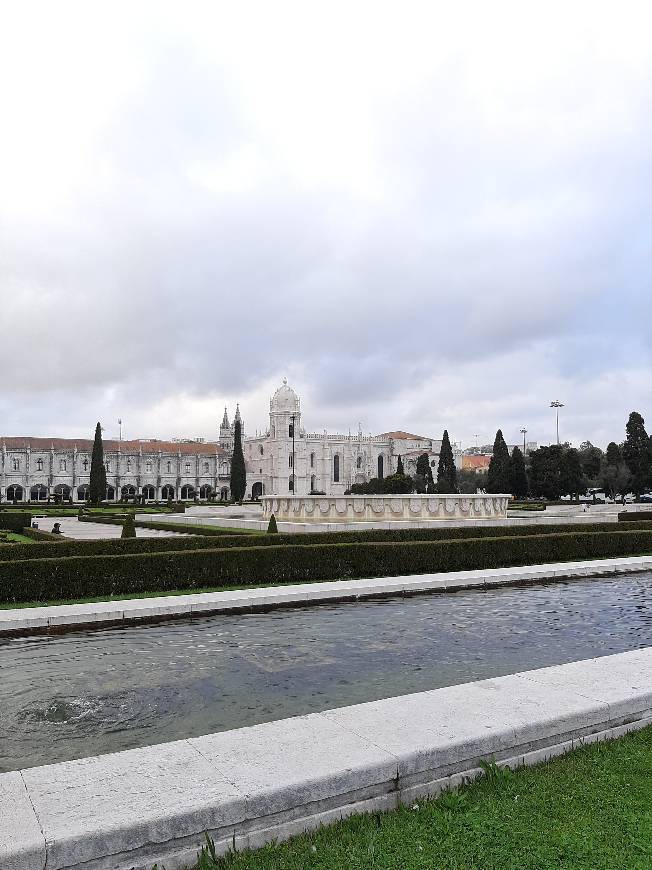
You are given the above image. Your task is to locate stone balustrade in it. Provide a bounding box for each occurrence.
[261,493,510,522]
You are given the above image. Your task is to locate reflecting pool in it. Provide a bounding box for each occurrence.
[3,572,652,771]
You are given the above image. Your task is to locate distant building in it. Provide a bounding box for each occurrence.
[461,453,492,473]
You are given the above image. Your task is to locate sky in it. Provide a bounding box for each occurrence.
[1,1,651,450]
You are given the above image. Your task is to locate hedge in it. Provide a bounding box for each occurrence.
[79,515,246,536]
[0,512,32,532]
[2,529,652,604]
[4,519,652,563]
[619,511,652,522]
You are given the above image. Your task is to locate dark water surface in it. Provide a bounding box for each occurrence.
[3,572,652,772]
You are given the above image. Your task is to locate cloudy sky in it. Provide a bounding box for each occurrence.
[1,2,650,449]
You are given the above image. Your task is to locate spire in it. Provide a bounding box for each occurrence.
[234,403,241,422]
[221,407,229,428]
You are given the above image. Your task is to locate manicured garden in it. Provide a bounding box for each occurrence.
[188,726,652,870]
[2,521,652,606]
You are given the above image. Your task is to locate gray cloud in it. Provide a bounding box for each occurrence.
[1,6,651,449]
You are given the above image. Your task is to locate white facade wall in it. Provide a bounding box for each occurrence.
[243,381,443,498]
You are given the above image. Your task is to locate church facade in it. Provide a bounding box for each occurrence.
[243,380,442,498]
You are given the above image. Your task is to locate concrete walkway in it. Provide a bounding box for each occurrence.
[30,516,188,540]
[2,554,652,635]
[3,647,652,870]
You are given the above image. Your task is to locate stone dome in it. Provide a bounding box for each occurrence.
[270,378,300,413]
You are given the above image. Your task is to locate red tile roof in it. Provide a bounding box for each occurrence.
[379,431,431,441]
[1,437,224,455]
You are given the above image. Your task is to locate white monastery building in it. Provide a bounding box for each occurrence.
[1,381,452,502]
[243,380,444,498]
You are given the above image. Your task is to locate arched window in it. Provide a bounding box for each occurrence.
[81,459,87,471]
[167,461,172,473]
[203,462,209,473]
[146,461,152,472]
[288,422,294,438]
[310,452,314,467]
[59,459,67,471]
[37,458,43,471]
[289,476,294,492]
[357,456,362,469]
[310,474,316,491]
[289,454,293,468]
[259,444,264,455]
[12,458,19,471]
[333,454,340,483]
[377,455,384,479]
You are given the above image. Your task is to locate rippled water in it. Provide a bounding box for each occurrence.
[3,572,652,772]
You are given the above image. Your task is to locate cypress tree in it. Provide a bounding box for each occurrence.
[623,411,651,496]
[230,418,247,502]
[415,452,434,493]
[436,430,458,492]
[121,512,136,539]
[487,429,511,493]
[509,446,528,499]
[397,454,405,475]
[89,422,107,506]
[267,513,278,534]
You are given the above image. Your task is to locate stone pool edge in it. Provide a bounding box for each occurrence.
[2,554,652,636]
[2,648,652,870]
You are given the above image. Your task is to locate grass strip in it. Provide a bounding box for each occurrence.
[188,726,652,870]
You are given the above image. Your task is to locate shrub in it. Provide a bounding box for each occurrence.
[0,511,32,532]
[267,513,278,534]
[121,513,137,539]
[2,528,652,604]
[619,511,652,522]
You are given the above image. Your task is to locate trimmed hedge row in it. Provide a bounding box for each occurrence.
[4,519,652,562]
[0,512,32,532]
[619,511,652,522]
[79,515,246,536]
[2,529,652,604]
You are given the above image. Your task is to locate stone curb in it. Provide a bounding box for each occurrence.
[1,555,652,636]
[2,648,652,869]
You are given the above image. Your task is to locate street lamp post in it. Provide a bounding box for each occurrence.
[550,401,564,445]
[520,428,527,455]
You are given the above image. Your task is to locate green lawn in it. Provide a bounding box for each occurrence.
[188,727,652,870]
[0,532,35,544]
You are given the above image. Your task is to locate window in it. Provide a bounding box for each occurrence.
[59,460,66,471]
[185,462,191,473]
[377,455,384,479]
[357,456,362,469]
[82,459,87,471]
[259,445,264,455]
[289,476,294,492]
[167,461,172,473]
[310,452,314,468]
[289,454,293,468]
[106,461,111,472]
[431,460,436,467]
[37,458,43,471]
[126,460,131,472]
[12,458,19,471]
[146,461,152,473]
[288,423,294,438]
[333,454,340,483]
[310,474,316,491]
[204,462,209,473]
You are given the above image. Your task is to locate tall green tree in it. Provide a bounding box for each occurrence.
[89,422,107,506]
[560,448,585,500]
[414,452,434,493]
[509,447,529,499]
[529,445,564,500]
[487,429,511,493]
[229,418,247,502]
[436,430,458,492]
[623,411,651,496]
[396,454,405,475]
